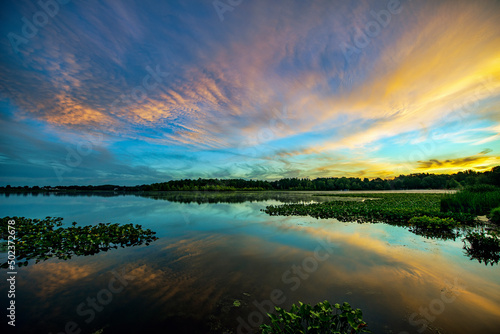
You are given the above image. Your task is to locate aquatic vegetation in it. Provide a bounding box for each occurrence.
[261,301,370,334]
[463,232,500,266]
[440,186,500,215]
[0,216,158,268]
[408,216,459,230]
[489,207,500,226]
[264,193,477,225]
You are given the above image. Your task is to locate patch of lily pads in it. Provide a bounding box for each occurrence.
[264,193,500,264]
[0,216,158,268]
[263,193,477,225]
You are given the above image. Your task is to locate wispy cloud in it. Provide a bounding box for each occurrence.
[0,0,499,184]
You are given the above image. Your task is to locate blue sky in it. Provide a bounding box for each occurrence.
[0,0,499,186]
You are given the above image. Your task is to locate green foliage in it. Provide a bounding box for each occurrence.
[260,301,370,334]
[0,216,158,268]
[464,184,499,193]
[440,187,500,215]
[463,232,500,266]
[408,216,459,230]
[489,207,500,226]
[264,193,476,225]
[2,166,499,193]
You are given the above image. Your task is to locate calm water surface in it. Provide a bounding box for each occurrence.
[1,192,499,334]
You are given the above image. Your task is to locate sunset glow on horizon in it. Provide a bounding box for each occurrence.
[0,0,499,185]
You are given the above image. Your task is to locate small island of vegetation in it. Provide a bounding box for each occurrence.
[0,216,158,268]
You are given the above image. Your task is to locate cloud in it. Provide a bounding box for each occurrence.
[260,0,500,158]
[416,150,500,171]
[0,0,499,184]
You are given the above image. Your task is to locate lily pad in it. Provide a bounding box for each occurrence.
[1,216,158,268]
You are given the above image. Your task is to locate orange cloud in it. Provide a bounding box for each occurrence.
[23,260,97,298]
[43,93,116,128]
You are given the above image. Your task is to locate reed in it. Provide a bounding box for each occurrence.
[440,185,500,215]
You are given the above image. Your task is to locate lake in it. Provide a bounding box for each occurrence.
[1,191,499,334]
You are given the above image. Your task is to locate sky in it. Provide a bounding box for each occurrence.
[0,0,499,186]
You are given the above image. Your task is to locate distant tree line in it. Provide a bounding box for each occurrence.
[1,166,499,192]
